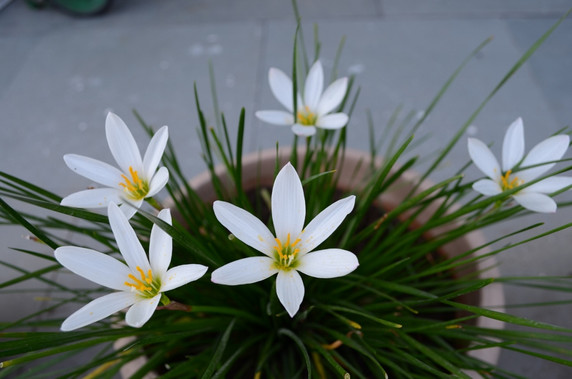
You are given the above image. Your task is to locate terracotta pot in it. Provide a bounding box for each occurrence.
[118,147,504,377]
[189,147,504,364]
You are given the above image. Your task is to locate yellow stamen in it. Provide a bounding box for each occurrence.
[273,233,301,269]
[296,105,317,126]
[119,166,149,200]
[124,266,154,292]
[500,170,523,191]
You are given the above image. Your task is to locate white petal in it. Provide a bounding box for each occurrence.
[161,264,208,292]
[291,124,316,136]
[149,208,172,275]
[512,192,557,213]
[272,163,305,242]
[61,292,138,331]
[108,203,151,272]
[55,246,132,291]
[297,249,359,278]
[276,270,305,317]
[472,179,502,196]
[125,294,161,328]
[61,188,123,209]
[269,67,295,112]
[106,112,143,174]
[299,195,355,255]
[213,201,275,256]
[303,61,324,110]
[316,77,348,116]
[524,176,572,194]
[63,154,124,188]
[518,135,570,182]
[468,138,501,181]
[211,257,277,285]
[143,125,168,180]
[502,117,525,172]
[315,113,348,130]
[255,110,294,126]
[118,199,143,220]
[147,166,169,197]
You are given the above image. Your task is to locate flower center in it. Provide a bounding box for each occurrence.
[500,170,523,191]
[273,233,301,270]
[296,106,317,126]
[119,166,149,200]
[124,266,160,298]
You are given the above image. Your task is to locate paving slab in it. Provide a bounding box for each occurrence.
[382,0,572,17]
[1,0,571,377]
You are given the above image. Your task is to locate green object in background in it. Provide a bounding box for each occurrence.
[27,0,112,16]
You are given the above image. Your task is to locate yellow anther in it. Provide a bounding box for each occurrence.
[125,266,154,292]
[297,106,317,126]
[119,166,149,200]
[500,170,523,191]
[273,233,301,268]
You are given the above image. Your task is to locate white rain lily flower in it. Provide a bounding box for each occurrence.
[211,162,359,317]
[468,117,572,213]
[61,112,169,219]
[54,203,208,331]
[255,60,349,137]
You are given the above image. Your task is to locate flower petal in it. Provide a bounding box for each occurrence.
[61,188,123,209]
[468,138,501,181]
[291,124,316,136]
[255,110,294,126]
[502,117,525,172]
[161,264,208,292]
[106,112,143,173]
[63,154,124,188]
[61,292,138,331]
[213,201,275,256]
[518,135,570,182]
[108,203,151,272]
[276,270,305,317]
[512,192,557,213]
[118,199,143,220]
[317,77,348,116]
[143,125,168,180]
[299,195,355,255]
[297,248,359,278]
[55,246,132,291]
[149,208,172,275]
[147,166,169,197]
[272,162,305,242]
[125,294,161,328]
[315,113,348,130]
[303,60,324,110]
[524,176,572,194]
[268,67,296,112]
[472,179,502,196]
[211,257,277,285]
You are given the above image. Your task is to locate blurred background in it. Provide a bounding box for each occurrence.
[1,0,571,376]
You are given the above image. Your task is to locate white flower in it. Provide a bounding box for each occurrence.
[211,162,358,317]
[54,203,208,331]
[255,60,349,137]
[468,117,572,213]
[61,112,169,219]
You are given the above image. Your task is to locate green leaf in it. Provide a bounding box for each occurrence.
[201,319,236,379]
[278,328,312,379]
